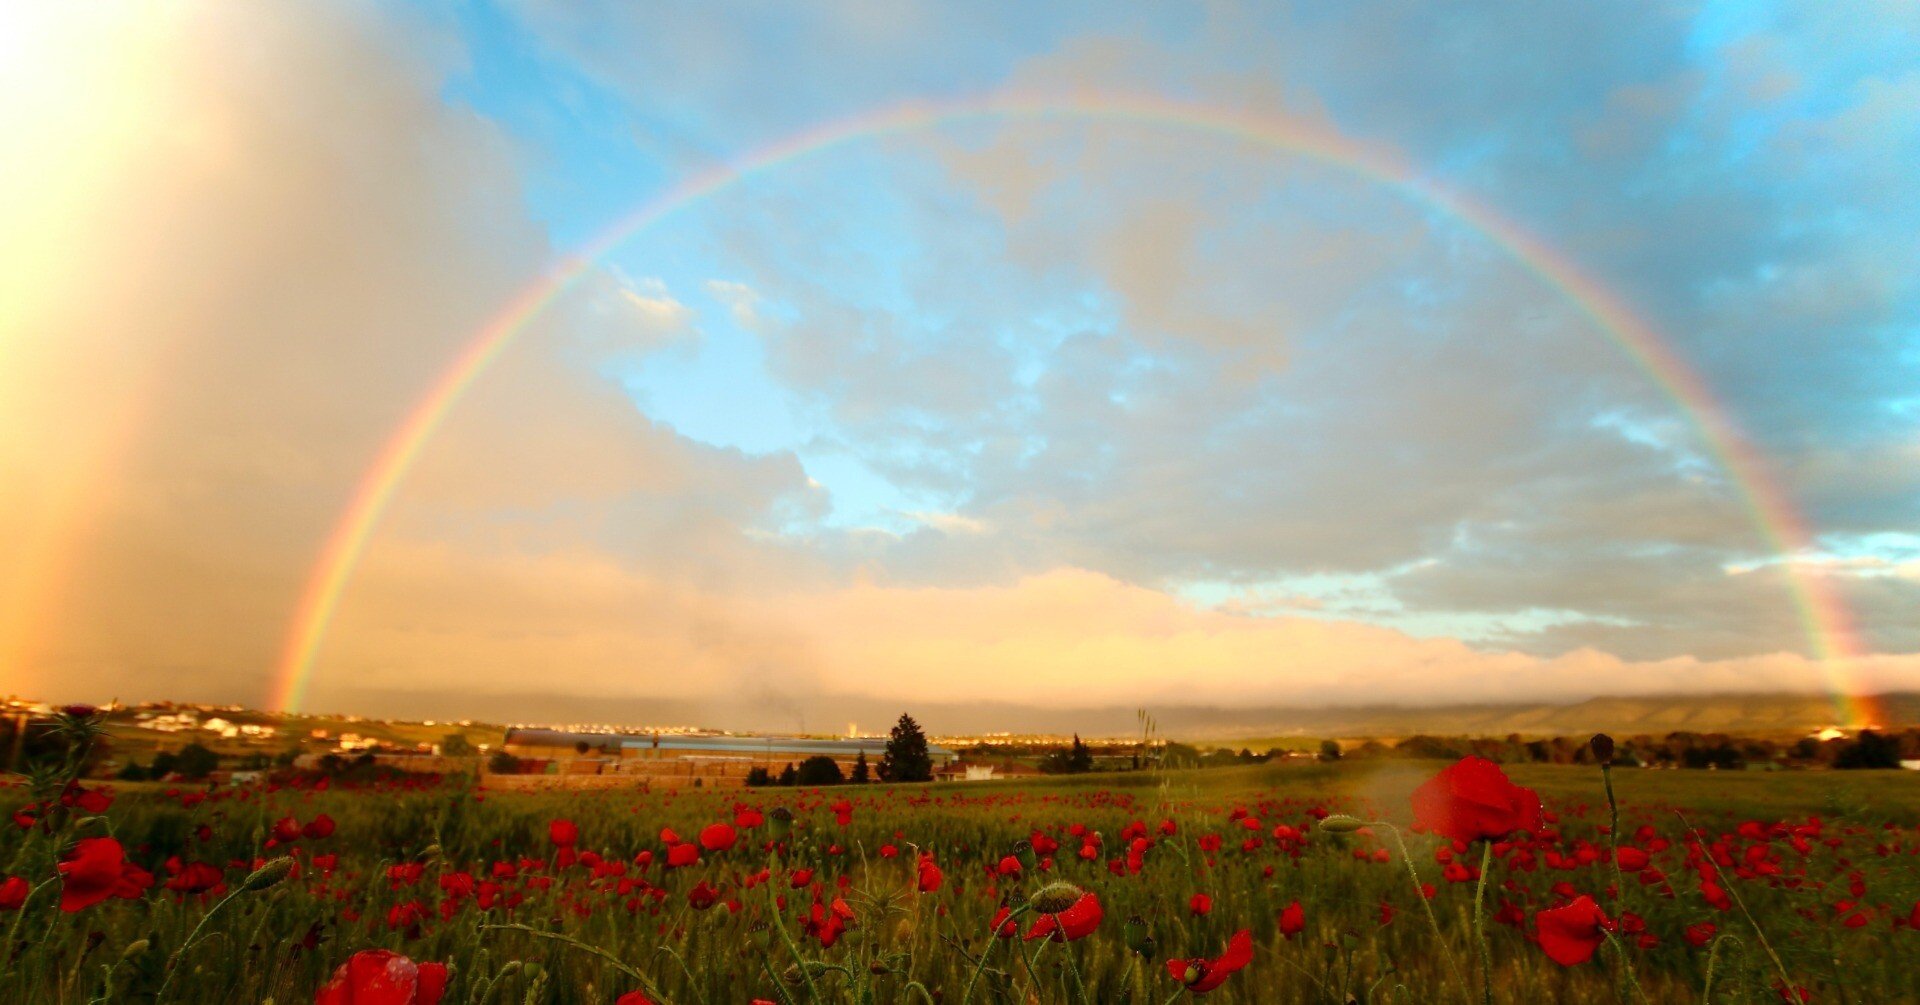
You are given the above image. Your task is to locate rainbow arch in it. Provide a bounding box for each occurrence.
[268,90,1878,725]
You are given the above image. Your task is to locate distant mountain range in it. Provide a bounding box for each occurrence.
[1148,691,1918,742]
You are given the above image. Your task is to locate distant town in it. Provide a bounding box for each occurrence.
[6,694,1920,793]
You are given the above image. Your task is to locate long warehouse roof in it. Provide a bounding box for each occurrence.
[504,727,952,757]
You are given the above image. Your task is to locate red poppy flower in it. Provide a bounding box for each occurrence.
[1189,893,1212,916]
[698,823,736,852]
[0,876,28,911]
[314,949,447,1005]
[666,843,699,868]
[304,814,337,840]
[1410,757,1543,843]
[803,896,854,948]
[916,853,943,893]
[62,784,112,814]
[1278,900,1305,939]
[1166,928,1253,994]
[114,861,153,900]
[1536,896,1611,966]
[1025,891,1102,942]
[166,861,226,898]
[614,994,655,1005]
[548,819,578,848]
[58,837,125,912]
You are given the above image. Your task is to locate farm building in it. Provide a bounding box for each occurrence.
[494,728,955,788]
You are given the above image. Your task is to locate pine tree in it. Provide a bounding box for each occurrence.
[1068,733,1093,773]
[879,713,933,783]
[851,750,870,783]
[777,762,798,786]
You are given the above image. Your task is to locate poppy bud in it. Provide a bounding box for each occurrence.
[1027,881,1085,915]
[61,704,100,720]
[768,807,793,838]
[1124,915,1155,959]
[1318,814,1366,834]
[241,856,295,892]
[1590,734,1615,765]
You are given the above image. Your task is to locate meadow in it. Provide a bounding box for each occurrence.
[6,717,1920,1003]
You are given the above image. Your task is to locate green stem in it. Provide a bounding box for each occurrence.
[1700,934,1741,1005]
[1384,824,1471,1004]
[760,879,821,1005]
[156,884,251,1003]
[1472,841,1493,1005]
[759,957,799,1005]
[1601,931,1650,1005]
[1602,763,1626,909]
[2,876,57,955]
[1674,813,1795,997]
[477,924,672,1005]
[1053,916,1090,1005]
[960,905,1027,1005]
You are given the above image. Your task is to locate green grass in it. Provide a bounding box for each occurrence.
[3,762,1918,1003]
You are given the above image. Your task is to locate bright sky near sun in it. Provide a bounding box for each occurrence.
[1,2,1917,726]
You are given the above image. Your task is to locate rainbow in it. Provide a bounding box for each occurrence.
[268,91,1878,725]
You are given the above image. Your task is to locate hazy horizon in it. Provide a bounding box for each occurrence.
[4,3,1918,721]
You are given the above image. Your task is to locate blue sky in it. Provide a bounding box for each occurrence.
[4,1,1917,716]
[430,0,1920,641]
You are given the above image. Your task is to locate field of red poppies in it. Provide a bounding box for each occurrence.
[6,711,1920,1004]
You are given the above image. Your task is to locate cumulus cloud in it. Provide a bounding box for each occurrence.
[0,4,768,705]
[7,1,1917,725]
[318,563,1920,712]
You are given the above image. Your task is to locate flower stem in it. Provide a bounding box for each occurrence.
[959,905,1027,1005]
[1472,840,1493,1005]
[156,885,250,1003]
[1602,762,1625,906]
[1674,812,1795,997]
[1381,824,1472,1004]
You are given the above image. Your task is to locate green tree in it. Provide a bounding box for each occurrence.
[1040,734,1095,774]
[440,733,475,757]
[1159,741,1200,769]
[777,762,799,786]
[795,755,845,786]
[487,750,520,774]
[879,713,933,783]
[1317,739,1342,762]
[173,742,219,781]
[851,750,870,784]
[1070,733,1094,772]
[745,766,773,787]
[1836,730,1901,769]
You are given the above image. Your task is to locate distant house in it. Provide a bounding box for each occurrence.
[935,760,1039,782]
[934,761,1007,781]
[1900,760,1920,772]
